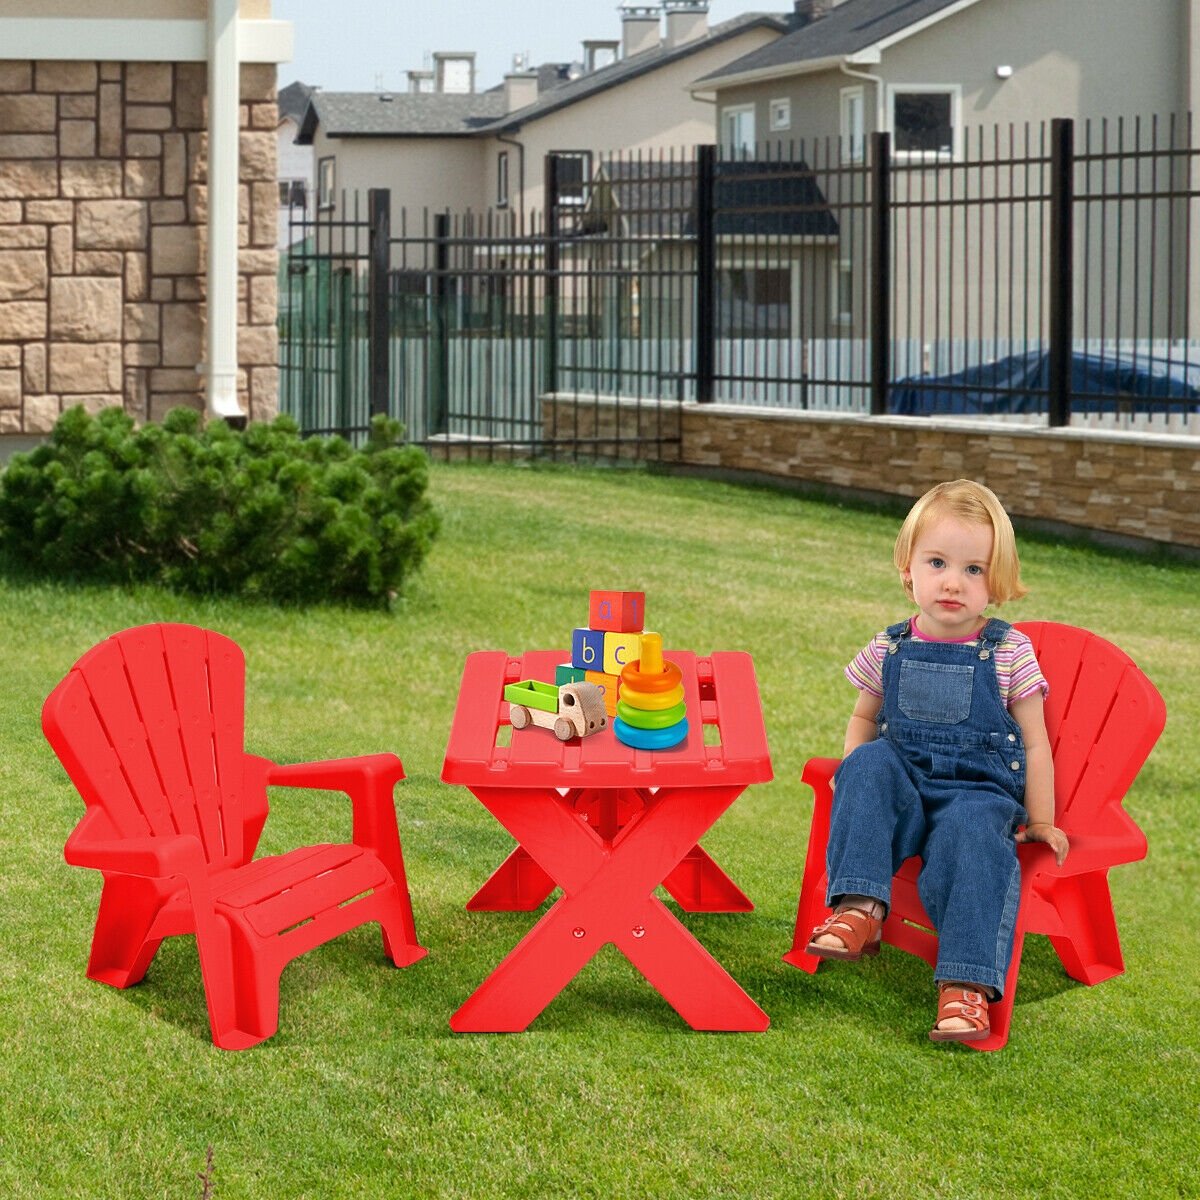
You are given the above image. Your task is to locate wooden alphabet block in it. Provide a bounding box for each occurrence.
[555,664,588,686]
[588,590,645,633]
[602,631,642,676]
[585,670,620,717]
[571,627,605,671]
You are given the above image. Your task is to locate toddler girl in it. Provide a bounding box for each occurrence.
[807,479,1069,1043]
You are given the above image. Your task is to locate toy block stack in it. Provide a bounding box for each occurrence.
[557,590,645,718]
[613,632,689,750]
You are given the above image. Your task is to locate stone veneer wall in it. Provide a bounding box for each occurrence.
[542,395,1200,553]
[0,59,278,435]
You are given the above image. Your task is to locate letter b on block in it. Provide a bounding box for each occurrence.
[589,590,645,633]
[571,627,605,670]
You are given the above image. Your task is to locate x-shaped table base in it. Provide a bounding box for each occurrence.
[451,784,769,1033]
[465,788,754,914]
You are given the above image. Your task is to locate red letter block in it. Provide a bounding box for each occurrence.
[589,590,645,633]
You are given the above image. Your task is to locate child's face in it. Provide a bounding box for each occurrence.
[902,515,993,639]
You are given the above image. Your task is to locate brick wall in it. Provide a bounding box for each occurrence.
[543,395,1200,552]
[0,59,279,435]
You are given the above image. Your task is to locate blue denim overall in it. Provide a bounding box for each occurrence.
[827,617,1028,996]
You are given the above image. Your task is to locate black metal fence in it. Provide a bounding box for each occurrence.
[279,115,1200,452]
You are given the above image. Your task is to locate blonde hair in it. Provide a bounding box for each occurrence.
[893,479,1027,605]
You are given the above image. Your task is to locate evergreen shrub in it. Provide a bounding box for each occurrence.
[0,406,439,606]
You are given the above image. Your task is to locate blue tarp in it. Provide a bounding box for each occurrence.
[889,350,1200,416]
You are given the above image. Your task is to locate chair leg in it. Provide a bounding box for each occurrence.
[784,767,835,972]
[193,914,279,1051]
[1044,872,1126,985]
[379,883,429,968]
[86,875,165,988]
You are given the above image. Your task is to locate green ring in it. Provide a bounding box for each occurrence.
[615,699,687,730]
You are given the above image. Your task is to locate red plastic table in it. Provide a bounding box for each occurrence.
[443,649,773,1032]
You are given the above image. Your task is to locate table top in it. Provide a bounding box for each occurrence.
[442,649,773,790]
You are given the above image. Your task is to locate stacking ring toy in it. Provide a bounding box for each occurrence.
[612,717,689,750]
[616,699,687,729]
[617,682,685,711]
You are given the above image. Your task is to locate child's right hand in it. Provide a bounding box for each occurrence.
[1015,821,1070,866]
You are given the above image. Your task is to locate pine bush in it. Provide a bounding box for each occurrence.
[0,406,440,606]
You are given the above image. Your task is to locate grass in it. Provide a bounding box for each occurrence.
[1,461,1197,1199]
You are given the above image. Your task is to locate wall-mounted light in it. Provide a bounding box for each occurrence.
[995,64,1013,79]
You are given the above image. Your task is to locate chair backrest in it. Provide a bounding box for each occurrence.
[44,624,255,871]
[1015,621,1166,834]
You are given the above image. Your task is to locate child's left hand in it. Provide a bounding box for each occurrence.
[1016,822,1070,866]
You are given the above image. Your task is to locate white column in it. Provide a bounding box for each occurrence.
[205,0,243,419]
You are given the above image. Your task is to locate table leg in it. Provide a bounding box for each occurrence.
[465,847,555,911]
[661,845,754,913]
[615,897,769,1031]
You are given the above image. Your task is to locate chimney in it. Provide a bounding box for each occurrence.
[504,69,539,113]
[583,39,620,72]
[433,51,476,94]
[664,1,708,49]
[621,4,661,58]
[407,69,433,94]
[792,0,831,27]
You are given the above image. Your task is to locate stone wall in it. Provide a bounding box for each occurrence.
[543,395,1200,553]
[0,59,278,436]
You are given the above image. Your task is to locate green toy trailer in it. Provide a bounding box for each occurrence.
[503,679,608,741]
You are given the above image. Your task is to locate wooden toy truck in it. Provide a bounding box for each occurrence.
[503,679,608,741]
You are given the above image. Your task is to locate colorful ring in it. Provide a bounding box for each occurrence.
[617,682,685,711]
[616,699,687,730]
[614,716,689,750]
[619,659,683,693]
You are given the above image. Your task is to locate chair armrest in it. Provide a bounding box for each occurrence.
[65,826,206,881]
[259,753,405,792]
[253,752,409,884]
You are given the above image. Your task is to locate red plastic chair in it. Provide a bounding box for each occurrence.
[784,621,1166,1050]
[45,623,427,1050]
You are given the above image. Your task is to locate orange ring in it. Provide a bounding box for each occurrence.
[619,659,682,693]
[618,682,685,711]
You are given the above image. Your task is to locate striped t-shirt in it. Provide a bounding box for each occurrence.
[845,619,1049,708]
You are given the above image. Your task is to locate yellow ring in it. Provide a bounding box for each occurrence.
[618,682,685,711]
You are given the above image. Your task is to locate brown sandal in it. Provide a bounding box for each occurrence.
[805,905,884,961]
[929,983,990,1043]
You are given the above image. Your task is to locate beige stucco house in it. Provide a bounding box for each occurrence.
[692,0,1200,345]
[294,3,792,226]
[0,0,293,453]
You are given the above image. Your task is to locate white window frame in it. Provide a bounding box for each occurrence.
[829,257,854,326]
[769,97,791,133]
[497,151,509,208]
[840,86,865,163]
[550,150,592,206]
[716,257,796,339]
[720,104,756,157]
[887,83,962,162]
[317,155,335,210]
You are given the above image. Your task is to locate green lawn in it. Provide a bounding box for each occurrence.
[1,462,1196,1199]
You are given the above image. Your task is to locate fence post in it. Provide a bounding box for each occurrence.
[430,212,451,436]
[869,131,891,416]
[367,188,390,420]
[695,144,717,404]
[544,155,560,398]
[1048,117,1074,428]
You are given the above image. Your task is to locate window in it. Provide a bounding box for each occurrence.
[830,258,853,325]
[889,85,960,159]
[721,105,755,157]
[551,151,591,205]
[317,156,335,210]
[278,179,307,208]
[769,98,791,133]
[497,151,509,208]
[717,267,791,338]
[840,86,864,163]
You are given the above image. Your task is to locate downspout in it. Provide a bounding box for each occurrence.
[839,58,885,139]
[496,130,525,225]
[205,0,243,420]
